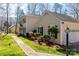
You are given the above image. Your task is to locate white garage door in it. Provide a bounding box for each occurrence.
[64,30,79,44]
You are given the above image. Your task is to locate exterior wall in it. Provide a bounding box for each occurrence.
[60,21,65,45]
[18,16,27,34]
[20,14,61,44]
[63,21,79,30]
[61,21,79,45]
[26,16,40,32]
[37,13,61,44]
[19,16,41,34]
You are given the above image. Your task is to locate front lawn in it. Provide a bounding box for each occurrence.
[19,36,79,56]
[19,36,65,56]
[0,34,26,56]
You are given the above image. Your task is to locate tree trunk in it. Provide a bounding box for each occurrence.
[15,5,19,34]
[6,3,9,34]
[76,13,78,20]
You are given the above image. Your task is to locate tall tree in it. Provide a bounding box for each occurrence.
[27,4,31,15]
[28,3,37,15]
[19,9,25,17]
[44,3,49,11]
[31,3,37,15]
[64,9,68,15]
[38,3,46,15]
[0,4,5,31]
[66,3,79,20]
[27,3,49,15]
[6,3,9,34]
[53,3,62,14]
[15,3,22,34]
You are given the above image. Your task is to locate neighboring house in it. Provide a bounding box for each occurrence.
[19,11,79,45]
[0,16,16,32]
[9,24,20,33]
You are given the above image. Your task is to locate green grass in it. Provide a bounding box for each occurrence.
[0,34,26,56]
[19,36,65,56]
[19,36,79,56]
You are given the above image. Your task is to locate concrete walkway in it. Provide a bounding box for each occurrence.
[12,35,52,56]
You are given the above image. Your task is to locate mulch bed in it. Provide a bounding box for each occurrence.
[20,35,63,49]
[31,39,62,48]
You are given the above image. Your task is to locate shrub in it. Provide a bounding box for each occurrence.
[43,35,50,38]
[43,35,50,41]
[43,35,54,46]
[37,36,44,45]
[37,35,50,43]
[27,32,41,40]
[26,33,29,37]
[29,32,34,36]
[37,36,44,42]
[48,25,59,39]
[32,29,37,33]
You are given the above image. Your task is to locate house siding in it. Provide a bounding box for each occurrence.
[26,16,40,32]
[37,13,61,44]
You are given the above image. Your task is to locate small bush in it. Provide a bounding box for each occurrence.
[29,32,34,36]
[43,35,50,40]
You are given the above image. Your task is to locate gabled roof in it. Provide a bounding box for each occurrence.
[43,10,79,23]
[20,10,79,23]
[8,24,19,29]
[8,24,16,29]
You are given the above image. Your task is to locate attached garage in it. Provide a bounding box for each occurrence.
[69,31,79,43]
[61,21,79,45]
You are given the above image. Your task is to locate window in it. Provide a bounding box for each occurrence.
[38,26,43,35]
[48,26,51,35]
